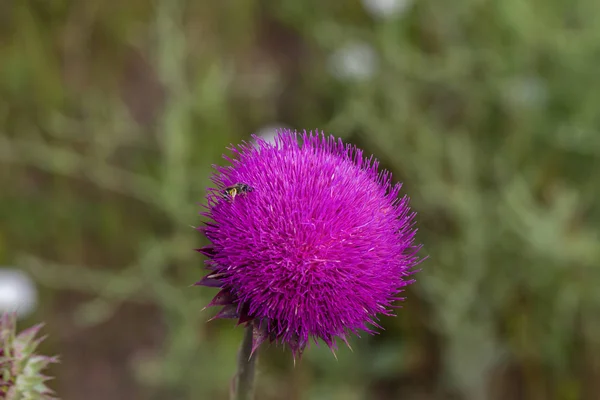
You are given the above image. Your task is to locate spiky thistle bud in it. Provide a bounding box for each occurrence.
[0,313,58,399]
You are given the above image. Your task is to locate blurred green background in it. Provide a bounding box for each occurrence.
[1,0,600,399]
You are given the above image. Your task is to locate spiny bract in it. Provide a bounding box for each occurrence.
[195,129,422,359]
[0,313,58,399]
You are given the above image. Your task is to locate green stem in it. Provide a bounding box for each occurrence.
[232,323,257,400]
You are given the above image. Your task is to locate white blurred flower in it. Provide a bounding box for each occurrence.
[504,76,548,109]
[361,0,412,19]
[0,268,38,318]
[328,42,379,81]
[255,124,291,144]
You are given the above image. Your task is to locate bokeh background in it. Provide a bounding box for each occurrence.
[1,0,600,399]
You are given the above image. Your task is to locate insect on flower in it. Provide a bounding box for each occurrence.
[222,183,254,202]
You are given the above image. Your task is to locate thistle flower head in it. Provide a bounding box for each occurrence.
[196,130,422,359]
[0,313,58,399]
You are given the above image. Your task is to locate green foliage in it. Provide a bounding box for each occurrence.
[1,0,599,399]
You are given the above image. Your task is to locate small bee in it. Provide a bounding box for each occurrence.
[222,183,254,202]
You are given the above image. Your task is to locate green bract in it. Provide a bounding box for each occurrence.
[0,313,58,400]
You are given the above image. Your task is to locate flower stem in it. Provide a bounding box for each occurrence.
[231,323,257,400]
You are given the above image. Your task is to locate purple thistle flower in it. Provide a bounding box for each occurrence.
[196,129,422,359]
